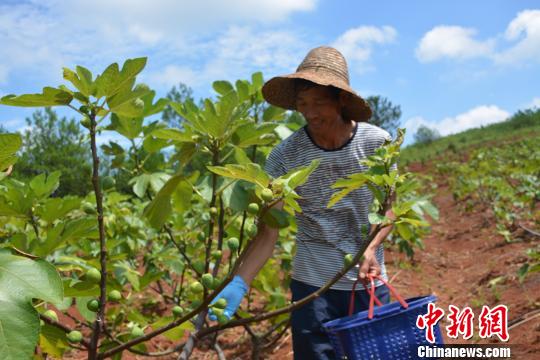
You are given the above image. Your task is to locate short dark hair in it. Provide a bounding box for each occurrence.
[294,79,348,122]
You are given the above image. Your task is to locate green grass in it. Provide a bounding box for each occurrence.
[400,108,540,165]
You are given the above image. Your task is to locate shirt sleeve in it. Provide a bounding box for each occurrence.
[264,144,287,179]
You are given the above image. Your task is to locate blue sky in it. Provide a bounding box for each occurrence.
[1,0,539,145]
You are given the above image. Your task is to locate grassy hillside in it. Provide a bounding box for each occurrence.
[400,108,540,165]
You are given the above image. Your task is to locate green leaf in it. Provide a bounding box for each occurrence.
[0,87,73,107]
[143,174,185,228]
[232,123,278,147]
[29,171,61,198]
[94,63,120,98]
[151,128,193,143]
[235,80,250,102]
[39,323,70,358]
[108,113,144,139]
[63,279,99,297]
[0,252,64,360]
[251,72,264,90]
[213,80,235,95]
[33,217,98,256]
[172,180,192,214]
[77,66,94,95]
[76,296,96,322]
[282,159,321,189]
[63,67,91,97]
[396,223,412,241]
[36,196,81,223]
[0,133,22,171]
[207,163,270,189]
[263,105,286,122]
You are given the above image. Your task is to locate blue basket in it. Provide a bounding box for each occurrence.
[322,291,444,360]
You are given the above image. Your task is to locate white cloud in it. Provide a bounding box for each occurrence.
[332,26,397,64]
[495,9,540,65]
[144,65,200,89]
[436,105,509,135]
[0,0,316,86]
[404,105,510,142]
[417,10,540,66]
[143,25,309,92]
[527,97,540,109]
[416,26,495,63]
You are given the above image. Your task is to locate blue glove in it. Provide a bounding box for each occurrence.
[208,275,248,321]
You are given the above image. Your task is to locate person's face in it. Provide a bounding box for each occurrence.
[295,86,344,131]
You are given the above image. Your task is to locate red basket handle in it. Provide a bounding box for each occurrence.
[348,274,409,319]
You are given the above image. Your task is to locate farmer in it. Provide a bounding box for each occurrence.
[210,46,396,359]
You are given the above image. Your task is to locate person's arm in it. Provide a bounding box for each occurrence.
[208,200,284,320]
[236,200,284,284]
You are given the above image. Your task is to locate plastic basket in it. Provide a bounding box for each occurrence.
[322,274,444,360]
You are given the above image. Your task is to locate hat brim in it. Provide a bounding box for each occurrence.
[261,71,372,122]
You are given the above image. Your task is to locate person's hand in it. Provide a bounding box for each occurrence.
[208,275,248,321]
[359,249,381,286]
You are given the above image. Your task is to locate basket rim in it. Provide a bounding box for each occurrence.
[322,295,438,333]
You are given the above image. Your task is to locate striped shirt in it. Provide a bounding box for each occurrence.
[265,122,395,290]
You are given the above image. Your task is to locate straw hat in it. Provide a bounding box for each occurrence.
[261,46,372,122]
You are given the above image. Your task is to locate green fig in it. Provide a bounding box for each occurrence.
[247,202,259,215]
[67,330,83,343]
[43,310,58,322]
[227,237,239,251]
[246,223,258,237]
[344,254,355,268]
[87,299,99,312]
[85,268,101,284]
[101,176,115,191]
[190,281,204,294]
[261,188,273,202]
[172,305,183,317]
[82,202,96,215]
[213,298,227,309]
[201,273,214,289]
[108,290,122,302]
